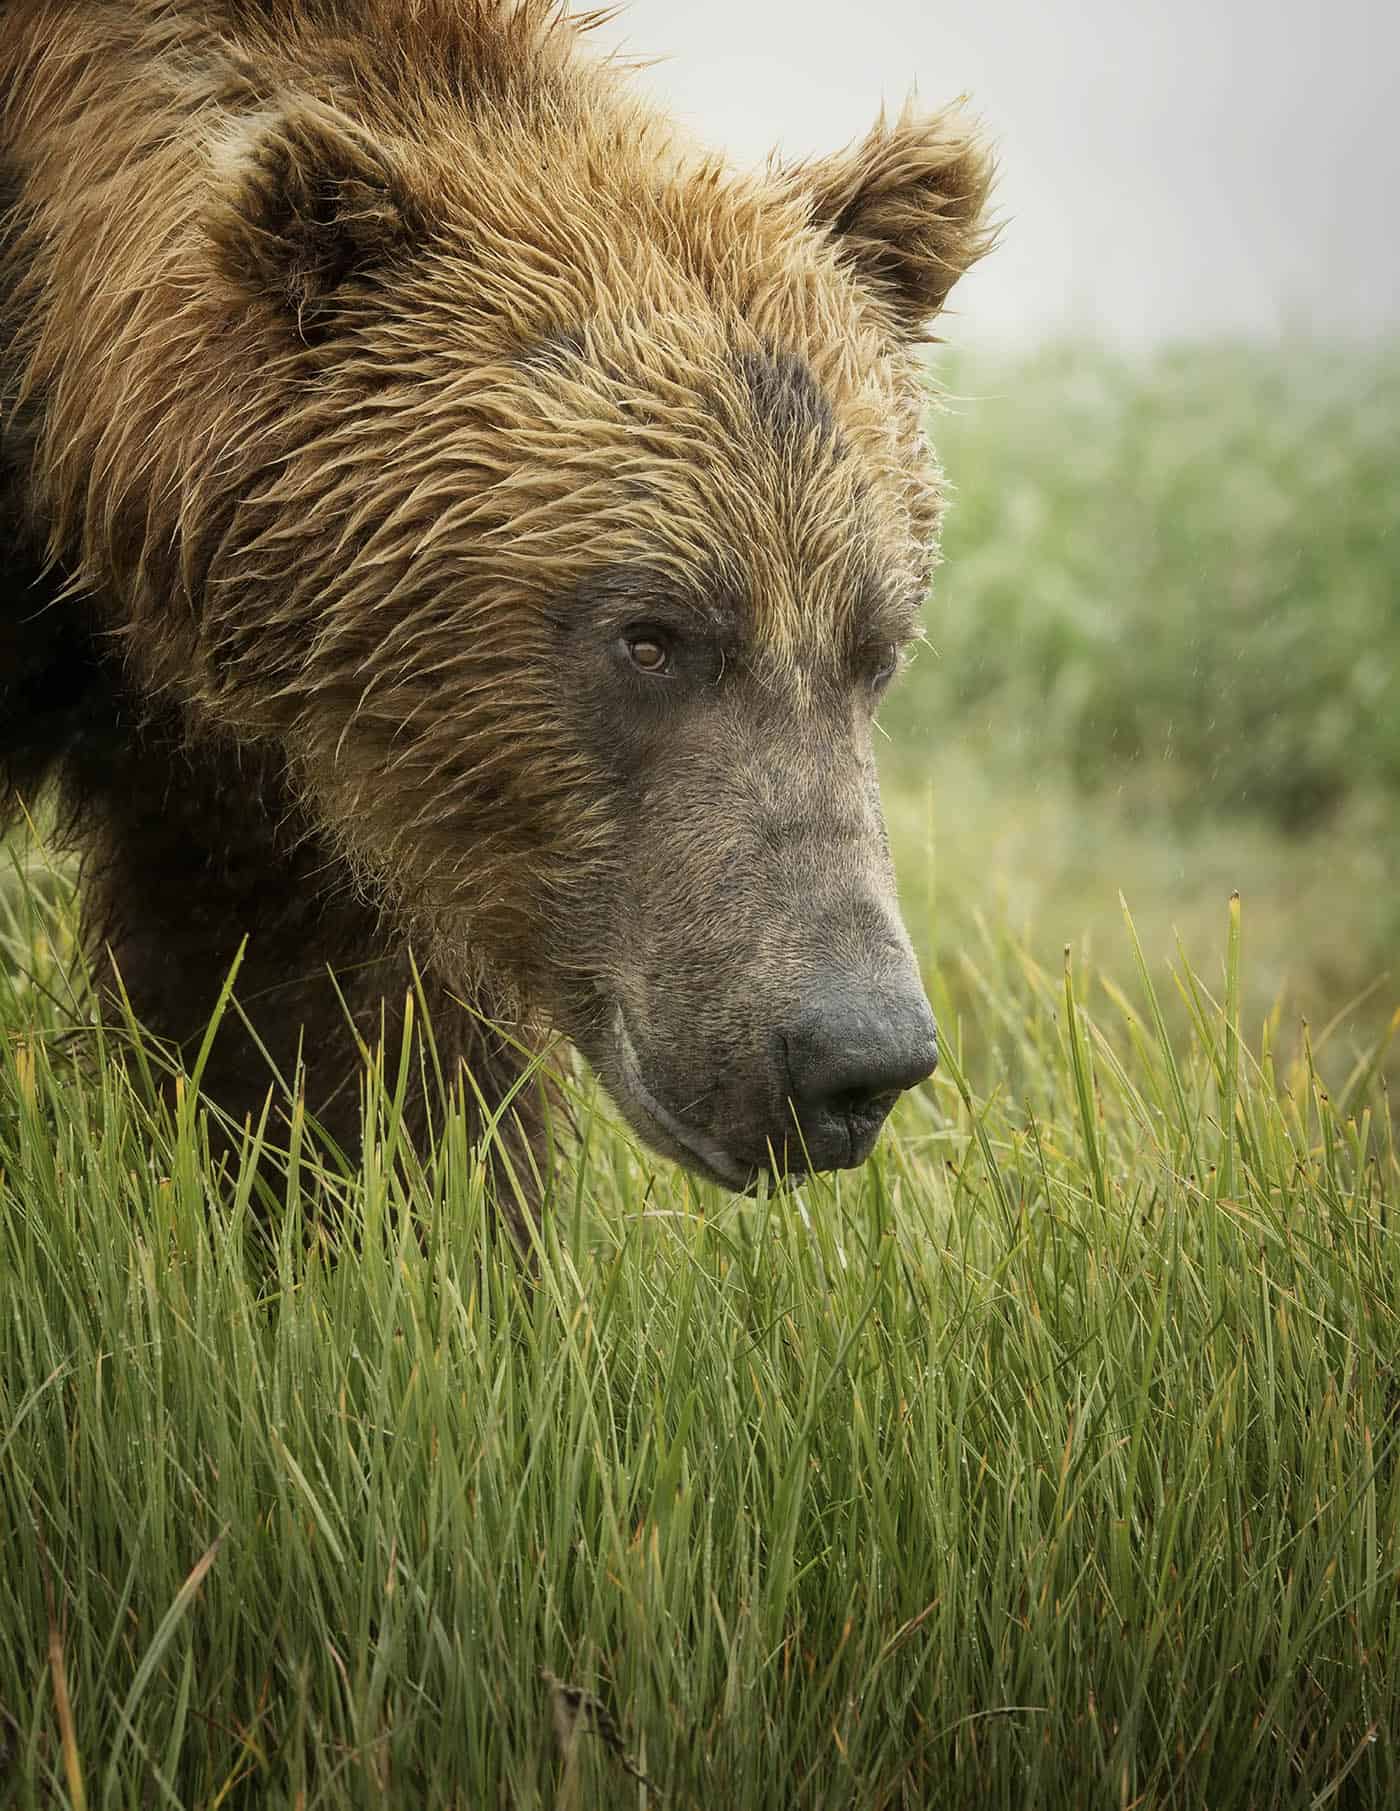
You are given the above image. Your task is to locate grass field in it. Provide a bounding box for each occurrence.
[2,340,1398,1807]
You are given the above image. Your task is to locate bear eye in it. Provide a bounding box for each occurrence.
[867,642,900,690]
[625,631,672,675]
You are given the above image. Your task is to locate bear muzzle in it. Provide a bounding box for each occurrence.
[607,974,938,1189]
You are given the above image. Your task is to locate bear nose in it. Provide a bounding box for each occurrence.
[780,985,939,1170]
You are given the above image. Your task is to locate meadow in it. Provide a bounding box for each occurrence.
[1,339,1397,1808]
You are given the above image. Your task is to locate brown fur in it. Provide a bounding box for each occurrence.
[0,0,994,1216]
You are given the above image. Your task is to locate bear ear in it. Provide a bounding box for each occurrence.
[208,100,422,336]
[786,102,997,338]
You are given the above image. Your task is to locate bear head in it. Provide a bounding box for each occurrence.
[203,27,995,1188]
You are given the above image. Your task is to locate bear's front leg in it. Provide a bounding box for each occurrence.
[72,697,547,1239]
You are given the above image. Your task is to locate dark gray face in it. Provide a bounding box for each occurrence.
[554,565,938,1190]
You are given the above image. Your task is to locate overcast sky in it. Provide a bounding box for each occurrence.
[587,0,1399,346]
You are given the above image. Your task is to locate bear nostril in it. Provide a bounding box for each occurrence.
[834,1087,901,1126]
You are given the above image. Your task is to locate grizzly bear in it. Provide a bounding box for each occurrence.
[0,0,994,1229]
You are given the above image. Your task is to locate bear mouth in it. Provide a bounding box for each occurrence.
[611,1008,759,1192]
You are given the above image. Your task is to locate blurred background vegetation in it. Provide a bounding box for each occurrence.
[883,336,1399,1082]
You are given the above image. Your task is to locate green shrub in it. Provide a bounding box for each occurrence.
[889,339,1400,832]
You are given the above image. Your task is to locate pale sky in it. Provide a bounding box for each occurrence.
[587,0,1399,345]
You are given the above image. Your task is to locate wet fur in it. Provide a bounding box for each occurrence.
[0,0,994,1216]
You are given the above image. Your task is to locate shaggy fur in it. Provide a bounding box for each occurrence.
[0,0,995,1219]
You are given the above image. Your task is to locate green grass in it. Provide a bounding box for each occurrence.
[3,336,1399,1806]
[2,857,1397,1808]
